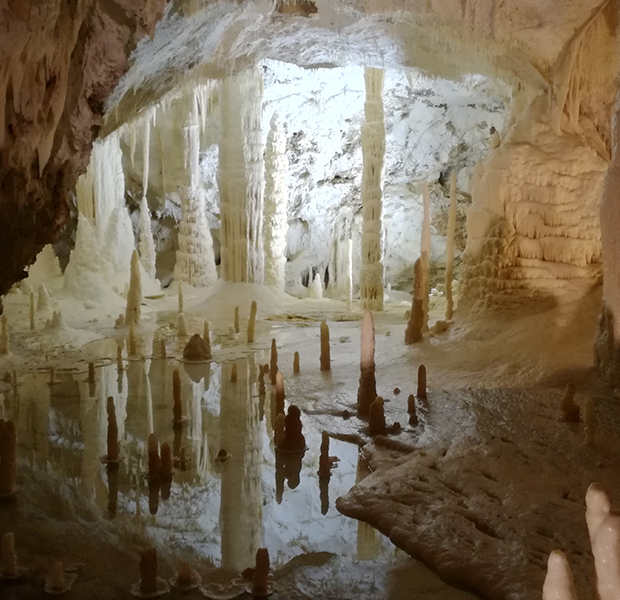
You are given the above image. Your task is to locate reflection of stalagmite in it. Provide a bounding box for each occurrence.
[357,310,376,417]
[219,360,262,571]
[173,369,183,425]
[280,405,305,452]
[320,321,330,371]
[160,443,172,500]
[0,420,17,495]
[270,339,278,384]
[106,397,119,461]
[178,313,188,337]
[445,170,458,320]
[359,68,385,311]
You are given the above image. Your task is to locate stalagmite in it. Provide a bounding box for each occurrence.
[320,321,331,372]
[275,371,285,409]
[219,67,266,283]
[584,397,596,446]
[310,273,324,299]
[293,352,300,374]
[421,182,431,329]
[178,313,188,337]
[586,483,611,544]
[46,562,75,595]
[29,292,34,331]
[231,363,238,382]
[37,284,51,312]
[135,548,166,596]
[253,548,270,597]
[417,365,427,399]
[357,369,377,418]
[369,397,386,436]
[542,551,577,600]
[357,311,376,416]
[270,339,278,384]
[183,333,211,361]
[247,301,257,343]
[125,250,142,325]
[560,383,580,422]
[346,238,353,309]
[593,515,620,600]
[234,306,240,333]
[0,532,17,577]
[264,114,289,292]
[173,369,182,425]
[0,420,17,496]
[405,259,425,344]
[407,394,418,426]
[445,170,458,320]
[0,315,8,355]
[115,314,125,329]
[359,68,386,311]
[178,283,184,314]
[88,361,95,383]
[172,560,201,591]
[106,397,119,462]
[138,196,156,280]
[129,323,138,357]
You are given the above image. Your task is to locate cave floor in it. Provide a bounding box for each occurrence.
[0,282,611,599]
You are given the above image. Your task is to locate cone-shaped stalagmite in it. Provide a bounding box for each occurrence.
[369,397,386,436]
[183,333,211,361]
[280,405,306,452]
[320,321,330,371]
[0,420,17,495]
[139,548,158,595]
[37,284,51,312]
[293,352,300,374]
[106,397,119,461]
[177,313,188,337]
[253,548,270,596]
[542,550,577,600]
[247,301,257,343]
[408,394,418,426]
[445,170,458,321]
[417,365,427,399]
[125,250,142,325]
[405,259,425,344]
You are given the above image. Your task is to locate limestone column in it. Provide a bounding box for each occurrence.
[174,91,218,287]
[218,67,266,284]
[359,68,386,311]
[263,114,288,292]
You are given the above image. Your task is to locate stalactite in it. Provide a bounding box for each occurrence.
[445,171,458,320]
[359,68,385,311]
[219,68,265,283]
[263,114,288,292]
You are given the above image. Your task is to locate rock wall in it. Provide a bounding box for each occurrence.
[0,0,165,297]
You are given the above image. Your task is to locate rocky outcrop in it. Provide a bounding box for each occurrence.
[0,0,165,297]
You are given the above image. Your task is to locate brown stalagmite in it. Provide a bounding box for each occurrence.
[177,561,193,587]
[408,394,418,426]
[417,365,427,399]
[293,352,300,374]
[234,305,240,333]
[160,338,166,359]
[1,532,16,576]
[231,363,238,382]
[281,405,306,452]
[369,397,386,436]
[270,339,278,384]
[139,548,158,595]
[106,397,119,461]
[258,366,266,396]
[160,443,172,480]
[252,548,270,596]
[178,282,184,314]
[357,369,377,418]
[405,259,425,344]
[0,420,17,495]
[360,310,375,372]
[48,562,66,591]
[247,301,258,343]
[182,333,211,361]
[148,434,160,480]
[561,383,580,422]
[88,361,95,383]
[173,369,182,423]
[318,432,331,478]
[320,321,331,371]
[445,170,458,320]
[29,292,35,331]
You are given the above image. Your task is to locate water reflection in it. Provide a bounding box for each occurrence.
[3,350,394,567]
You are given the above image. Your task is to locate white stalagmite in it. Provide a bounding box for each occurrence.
[593,515,620,600]
[219,67,265,283]
[421,182,431,329]
[359,68,386,311]
[445,171,458,320]
[174,91,217,287]
[37,284,51,313]
[542,551,577,600]
[263,113,288,292]
[310,273,324,299]
[138,196,156,280]
[125,250,142,325]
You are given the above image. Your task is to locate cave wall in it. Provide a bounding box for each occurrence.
[0,0,166,297]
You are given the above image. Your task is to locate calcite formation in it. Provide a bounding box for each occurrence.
[182,333,211,361]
